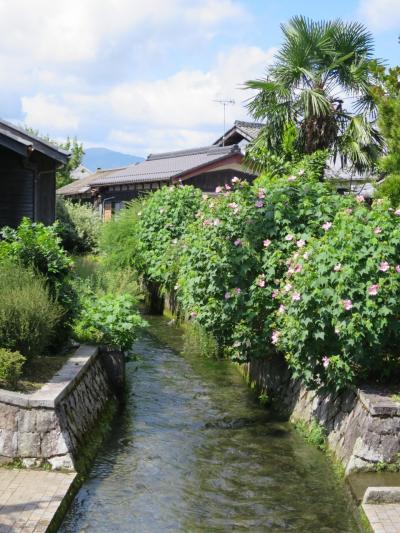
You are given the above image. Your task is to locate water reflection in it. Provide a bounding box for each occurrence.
[60,318,359,532]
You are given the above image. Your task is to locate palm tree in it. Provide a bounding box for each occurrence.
[245,16,384,171]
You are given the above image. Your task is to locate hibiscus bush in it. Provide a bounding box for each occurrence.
[178,165,349,361]
[136,185,203,291]
[275,198,400,391]
[109,157,400,391]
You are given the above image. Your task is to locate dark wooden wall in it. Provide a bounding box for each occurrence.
[183,169,255,190]
[0,148,57,229]
[0,150,34,228]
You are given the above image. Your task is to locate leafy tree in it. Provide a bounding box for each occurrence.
[370,65,400,205]
[55,137,84,189]
[245,16,383,172]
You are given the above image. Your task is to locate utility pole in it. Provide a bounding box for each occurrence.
[214,98,235,146]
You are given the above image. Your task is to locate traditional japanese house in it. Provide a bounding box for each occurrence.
[0,120,69,228]
[58,144,255,218]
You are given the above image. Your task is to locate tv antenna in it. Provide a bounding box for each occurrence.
[214,97,235,146]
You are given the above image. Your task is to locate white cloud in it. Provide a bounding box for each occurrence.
[0,0,245,66]
[358,0,400,31]
[20,43,275,152]
[0,0,180,64]
[21,94,79,132]
[107,45,275,129]
[108,127,215,155]
[185,0,246,26]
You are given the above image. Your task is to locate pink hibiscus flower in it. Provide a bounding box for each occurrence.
[322,356,330,369]
[271,330,280,345]
[256,276,266,288]
[322,222,332,231]
[342,299,353,311]
[263,239,271,248]
[379,261,390,272]
[368,284,379,296]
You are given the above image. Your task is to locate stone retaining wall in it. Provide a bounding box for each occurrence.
[242,356,400,475]
[0,345,121,470]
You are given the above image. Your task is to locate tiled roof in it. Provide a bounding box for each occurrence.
[0,119,69,164]
[234,120,264,139]
[213,120,264,146]
[90,144,242,186]
[56,167,127,196]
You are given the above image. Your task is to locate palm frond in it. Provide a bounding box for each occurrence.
[300,88,332,117]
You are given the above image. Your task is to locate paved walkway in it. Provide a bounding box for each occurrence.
[363,503,400,532]
[0,469,76,532]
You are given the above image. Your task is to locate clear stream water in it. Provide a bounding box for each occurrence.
[60,316,360,532]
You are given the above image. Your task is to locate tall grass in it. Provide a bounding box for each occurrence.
[0,262,63,358]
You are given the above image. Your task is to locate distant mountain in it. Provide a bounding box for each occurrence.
[83,147,144,171]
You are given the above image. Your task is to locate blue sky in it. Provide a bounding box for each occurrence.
[1,0,399,156]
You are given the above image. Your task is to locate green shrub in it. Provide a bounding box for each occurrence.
[0,218,78,345]
[99,188,202,313]
[0,349,26,387]
[56,198,101,253]
[377,174,400,207]
[0,218,72,292]
[136,186,202,291]
[100,199,143,271]
[0,263,63,358]
[73,294,147,351]
[275,198,400,391]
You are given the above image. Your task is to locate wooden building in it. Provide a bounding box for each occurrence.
[0,120,69,228]
[58,144,255,218]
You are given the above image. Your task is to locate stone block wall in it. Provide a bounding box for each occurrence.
[241,356,400,475]
[0,345,121,470]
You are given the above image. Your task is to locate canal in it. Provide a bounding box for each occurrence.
[60,316,360,532]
